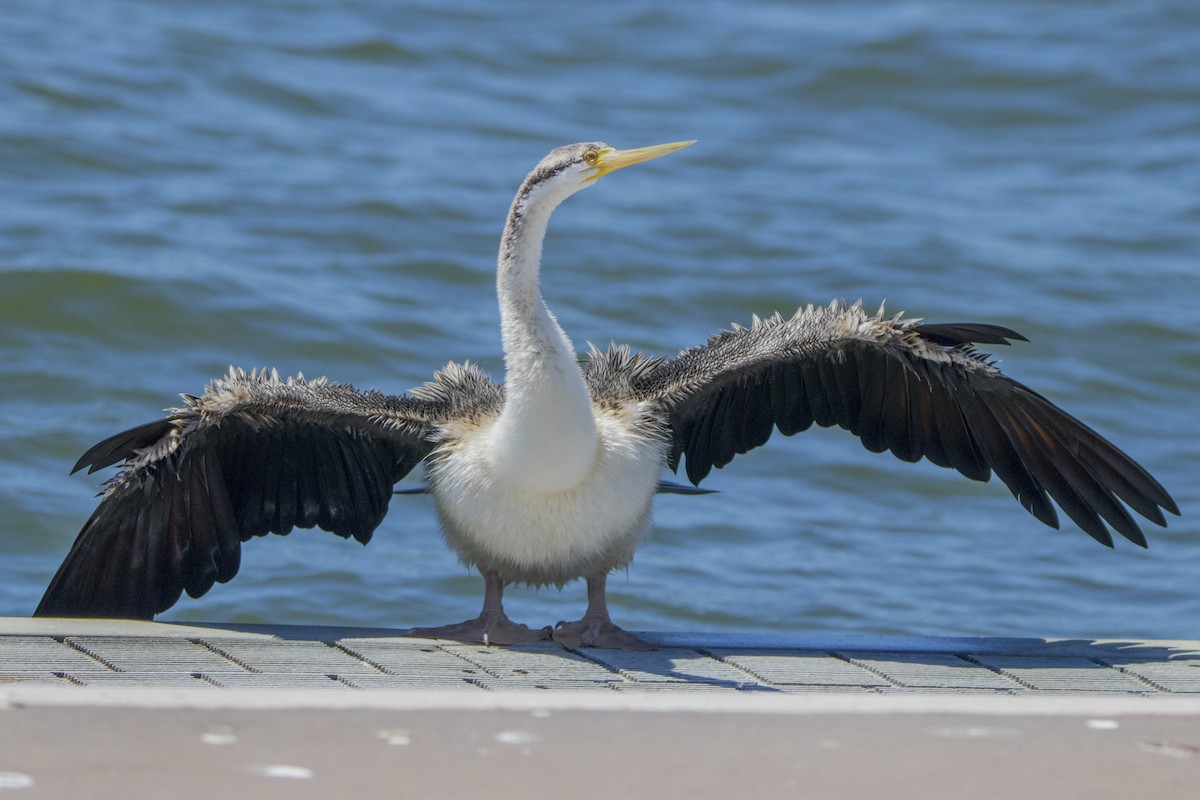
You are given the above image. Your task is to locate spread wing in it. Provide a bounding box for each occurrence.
[36,364,501,619]
[632,301,1178,547]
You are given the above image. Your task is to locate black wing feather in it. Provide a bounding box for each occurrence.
[73,419,173,475]
[37,372,447,619]
[637,305,1176,548]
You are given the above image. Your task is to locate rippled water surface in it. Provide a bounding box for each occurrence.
[2,0,1197,639]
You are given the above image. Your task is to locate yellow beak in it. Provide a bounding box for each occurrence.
[586,140,696,182]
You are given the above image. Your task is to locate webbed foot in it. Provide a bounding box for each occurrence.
[552,616,656,650]
[410,614,551,646]
[409,569,551,646]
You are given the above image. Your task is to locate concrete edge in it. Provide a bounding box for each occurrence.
[7,618,1200,658]
[0,617,276,640]
[5,686,1200,716]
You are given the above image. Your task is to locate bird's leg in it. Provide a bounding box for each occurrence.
[410,570,550,645]
[552,572,656,650]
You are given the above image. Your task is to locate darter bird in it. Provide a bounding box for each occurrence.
[36,140,1179,649]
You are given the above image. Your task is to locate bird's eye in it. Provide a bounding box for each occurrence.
[583,150,600,165]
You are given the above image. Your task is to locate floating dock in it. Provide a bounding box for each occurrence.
[3,618,1199,797]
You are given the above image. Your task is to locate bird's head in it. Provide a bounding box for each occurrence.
[575,140,695,184]
[513,140,695,215]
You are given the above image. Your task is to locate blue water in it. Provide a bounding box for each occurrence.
[2,0,1197,639]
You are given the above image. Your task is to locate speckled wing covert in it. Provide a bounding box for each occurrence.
[629,300,1179,547]
[35,365,500,619]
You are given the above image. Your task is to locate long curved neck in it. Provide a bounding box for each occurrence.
[491,184,598,492]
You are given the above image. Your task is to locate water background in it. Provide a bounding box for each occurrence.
[2,0,1197,639]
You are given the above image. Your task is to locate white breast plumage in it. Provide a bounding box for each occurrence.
[429,407,668,587]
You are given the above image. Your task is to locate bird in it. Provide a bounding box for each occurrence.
[36,140,1179,649]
